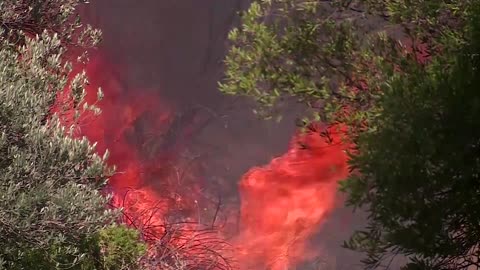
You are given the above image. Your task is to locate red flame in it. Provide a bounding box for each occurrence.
[56,53,199,230]
[55,51,349,269]
[236,125,349,269]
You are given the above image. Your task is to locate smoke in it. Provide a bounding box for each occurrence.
[65,1,369,269]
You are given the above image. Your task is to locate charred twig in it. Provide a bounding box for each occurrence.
[116,190,235,270]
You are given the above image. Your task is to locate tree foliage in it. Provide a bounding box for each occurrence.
[341,5,480,269]
[0,0,101,48]
[221,0,480,269]
[0,1,145,269]
[220,0,470,132]
[98,225,147,270]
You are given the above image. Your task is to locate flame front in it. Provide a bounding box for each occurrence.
[236,125,349,269]
[55,52,349,269]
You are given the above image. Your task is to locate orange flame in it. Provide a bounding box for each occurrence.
[55,52,350,269]
[236,125,349,269]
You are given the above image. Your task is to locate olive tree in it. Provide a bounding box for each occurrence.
[0,1,145,269]
[220,0,480,269]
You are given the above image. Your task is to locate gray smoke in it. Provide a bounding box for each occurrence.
[83,1,366,269]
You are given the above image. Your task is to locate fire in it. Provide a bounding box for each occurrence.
[236,125,349,269]
[55,51,349,269]
[55,52,233,268]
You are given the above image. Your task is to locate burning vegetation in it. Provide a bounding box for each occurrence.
[56,52,349,269]
[5,0,476,269]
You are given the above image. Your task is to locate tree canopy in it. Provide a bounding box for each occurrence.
[0,1,145,269]
[221,0,480,269]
